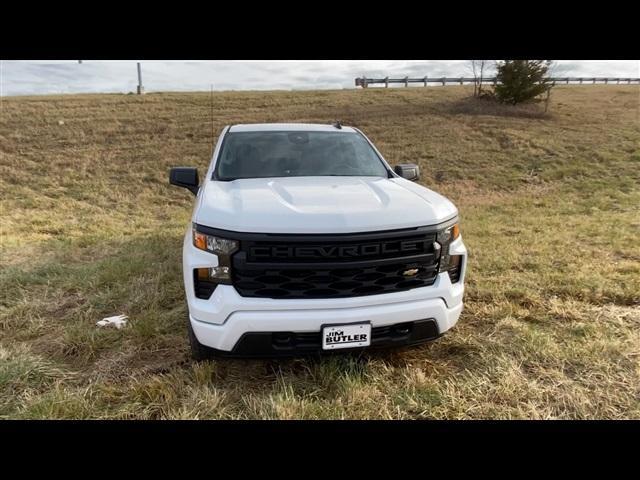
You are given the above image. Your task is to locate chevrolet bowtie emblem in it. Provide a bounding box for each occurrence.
[402,268,419,277]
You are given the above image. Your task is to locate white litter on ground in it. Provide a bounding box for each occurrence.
[96,314,128,329]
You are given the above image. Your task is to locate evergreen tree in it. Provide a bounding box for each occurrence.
[494,60,553,105]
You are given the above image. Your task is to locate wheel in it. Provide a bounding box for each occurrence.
[186,309,213,361]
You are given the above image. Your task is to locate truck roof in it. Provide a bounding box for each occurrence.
[228,123,356,133]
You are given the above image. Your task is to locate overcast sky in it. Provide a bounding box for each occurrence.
[1,60,638,96]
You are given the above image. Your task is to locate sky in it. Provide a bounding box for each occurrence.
[1,60,638,96]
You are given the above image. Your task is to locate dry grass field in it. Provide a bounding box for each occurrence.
[1,86,639,419]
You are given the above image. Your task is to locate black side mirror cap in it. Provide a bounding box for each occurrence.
[394,163,420,181]
[169,167,199,195]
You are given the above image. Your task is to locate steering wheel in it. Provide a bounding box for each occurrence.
[275,157,299,176]
[333,162,360,174]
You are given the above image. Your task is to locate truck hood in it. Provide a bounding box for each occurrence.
[195,176,457,234]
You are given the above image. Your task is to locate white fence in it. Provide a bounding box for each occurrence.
[355,77,640,88]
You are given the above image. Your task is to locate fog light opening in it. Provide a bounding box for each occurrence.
[393,323,412,336]
[273,332,293,345]
[447,255,462,283]
[193,269,217,299]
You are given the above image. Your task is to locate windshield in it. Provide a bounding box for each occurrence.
[214,131,389,181]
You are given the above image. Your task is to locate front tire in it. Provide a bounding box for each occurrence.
[186,311,213,361]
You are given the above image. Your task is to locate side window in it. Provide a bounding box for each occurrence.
[217,142,232,177]
[217,137,241,178]
[209,128,230,180]
[349,135,386,175]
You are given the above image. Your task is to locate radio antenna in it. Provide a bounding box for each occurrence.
[210,84,215,152]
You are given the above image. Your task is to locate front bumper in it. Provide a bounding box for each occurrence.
[199,319,442,357]
[183,228,467,353]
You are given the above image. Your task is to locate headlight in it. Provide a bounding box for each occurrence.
[192,225,239,299]
[436,222,460,245]
[436,222,462,282]
[193,226,239,255]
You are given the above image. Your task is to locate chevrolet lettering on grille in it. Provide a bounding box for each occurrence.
[249,239,428,261]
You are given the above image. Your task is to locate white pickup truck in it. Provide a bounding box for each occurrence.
[169,123,467,359]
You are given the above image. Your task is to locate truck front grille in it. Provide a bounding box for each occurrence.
[230,227,441,299]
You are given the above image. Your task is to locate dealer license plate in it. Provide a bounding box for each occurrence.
[322,322,371,350]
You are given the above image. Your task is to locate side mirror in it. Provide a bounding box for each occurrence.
[169,167,199,195]
[394,163,420,181]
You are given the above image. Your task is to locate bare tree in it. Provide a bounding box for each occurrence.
[546,60,564,77]
[470,60,488,97]
[543,61,559,113]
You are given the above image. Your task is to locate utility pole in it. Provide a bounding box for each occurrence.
[137,62,145,95]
